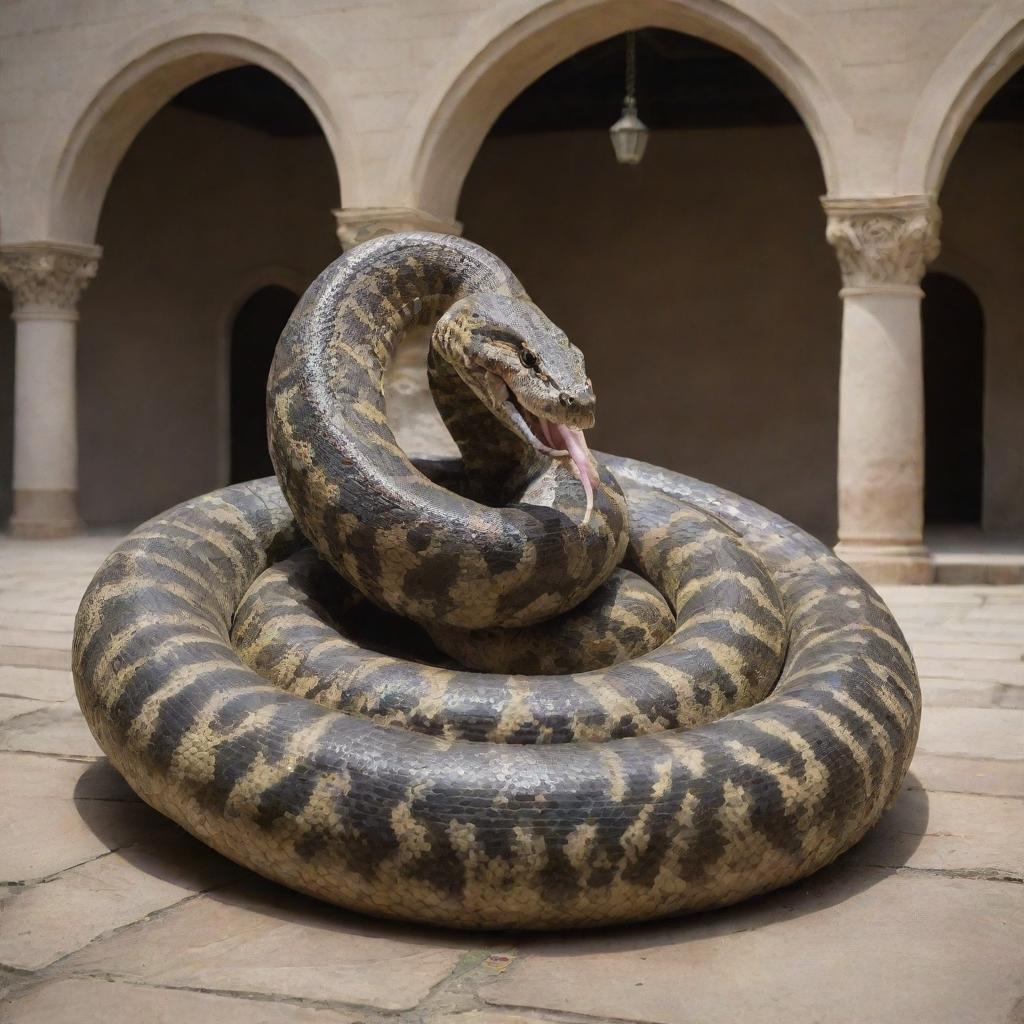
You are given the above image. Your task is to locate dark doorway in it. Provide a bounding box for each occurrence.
[923,272,985,524]
[230,285,298,483]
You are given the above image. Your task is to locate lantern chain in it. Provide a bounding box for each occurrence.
[626,32,638,106]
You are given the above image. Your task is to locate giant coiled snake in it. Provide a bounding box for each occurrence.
[73,233,920,929]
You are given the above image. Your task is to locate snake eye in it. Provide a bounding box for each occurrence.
[520,349,538,369]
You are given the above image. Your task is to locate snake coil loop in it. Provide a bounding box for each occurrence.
[73,235,920,929]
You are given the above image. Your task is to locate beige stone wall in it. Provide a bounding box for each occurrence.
[77,106,338,526]
[460,125,841,539]
[936,120,1024,534]
[1,1,1021,243]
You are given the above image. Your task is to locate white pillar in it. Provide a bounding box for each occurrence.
[0,242,101,538]
[334,207,462,458]
[823,196,941,584]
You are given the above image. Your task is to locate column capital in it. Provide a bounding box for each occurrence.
[822,195,940,294]
[333,207,463,252]
[0,241,102,318]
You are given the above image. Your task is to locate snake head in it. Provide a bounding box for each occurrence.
[434,293,601,512]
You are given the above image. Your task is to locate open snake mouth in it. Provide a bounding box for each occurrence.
[500,384,600,524]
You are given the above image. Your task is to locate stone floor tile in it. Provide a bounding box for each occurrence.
[982,590,1024,604]
[908,641,1024,661]
[917,707,1024,761]
[847,786,1022,877]
[0,753,164,882]
[0,611,77,633]
[1001,687,1024,708]
[916,658,1024,685]
[878,585,988,604]
[0,646,70,671]
[918,676,1002,707]
[0,695,44,724]
[433,1013,556,1024]
[481,871,1024,1024]
[0,835,240,970]
[908,751,1024,798]
[0,703,103,757]
[894,618,980,635]
[908,621,1024,642]
[0,628,71,651]
[0,665,74,702]
[0,977,362,1023]
[65,879,471,1012]
[0,598,83,619]
[966,604,1024,622]
[0,589,83,602]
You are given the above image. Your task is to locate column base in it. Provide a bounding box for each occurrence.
[834,540,934,585]
[8,489,83,539]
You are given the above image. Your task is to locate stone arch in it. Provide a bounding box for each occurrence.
[47,21,349,243]
[399,0,849,220]
[899,10,1024,195]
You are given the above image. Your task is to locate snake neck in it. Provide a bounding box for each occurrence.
[426,342,545,505]
[269,232,628,630]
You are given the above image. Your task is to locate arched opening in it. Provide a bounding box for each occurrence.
[922,272,984,526]
[229,284,298,483]
[931,65,1024,536]
[0,289,14,527]
[77,65,338,525]
[47,29,346,243]
[458,28,838,539]
[908,16,1024,198]
[405,0,844,218]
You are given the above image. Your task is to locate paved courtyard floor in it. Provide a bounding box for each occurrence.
[0,534,1021,1024]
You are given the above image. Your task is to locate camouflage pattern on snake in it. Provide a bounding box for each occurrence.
[73,234,920,929]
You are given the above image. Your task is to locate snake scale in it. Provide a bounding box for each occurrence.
[73,233,921,929]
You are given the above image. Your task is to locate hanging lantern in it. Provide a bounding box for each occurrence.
[609,32,649,165]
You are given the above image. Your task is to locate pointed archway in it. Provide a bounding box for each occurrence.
[76,65,337,525]
[229,285,298,483]
[922,272,985,526]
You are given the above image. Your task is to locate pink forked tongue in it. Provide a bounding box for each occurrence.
[549,422,599,524]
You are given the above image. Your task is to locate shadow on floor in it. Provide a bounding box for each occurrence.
[72,757,929,954]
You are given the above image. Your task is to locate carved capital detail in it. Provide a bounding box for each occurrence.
[333,207,463,251]
[0,241,102,314]
[822,196,940,290]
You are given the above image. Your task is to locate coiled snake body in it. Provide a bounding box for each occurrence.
[73,234,920,929]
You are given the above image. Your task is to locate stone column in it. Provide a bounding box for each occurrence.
[334,207,462,458]
[823,196,941,584]
[0,242,101,538]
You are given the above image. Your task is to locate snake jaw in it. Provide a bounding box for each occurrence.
[499,382,600,525]
[502,399,569,457]
[481,370,565,456]
[470,360,600,525]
